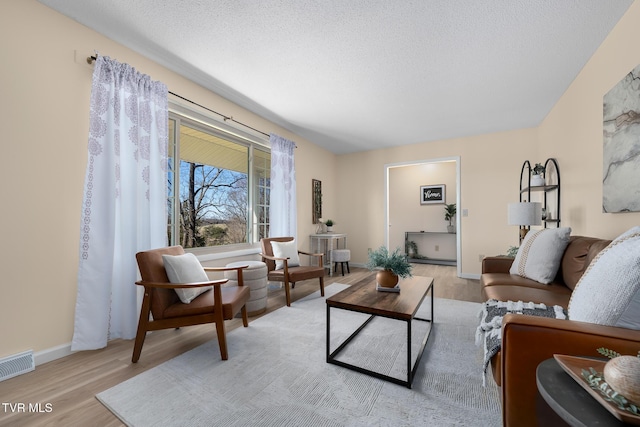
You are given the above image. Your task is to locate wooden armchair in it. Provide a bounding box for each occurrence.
[133,245,250,362]
[260,237,325,307]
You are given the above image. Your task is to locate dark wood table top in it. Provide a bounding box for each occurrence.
[326,274,434,320]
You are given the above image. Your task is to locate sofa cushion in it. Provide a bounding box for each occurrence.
[509,227,572,284]
[271,239,301,270]
[483,283,572,308]
[568,227,640,329]
[482,272,567,290]
[560,236,612,290]
[162,253,212,304]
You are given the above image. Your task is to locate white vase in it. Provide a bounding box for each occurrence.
[326,226,333,233]
[530,174,545,186]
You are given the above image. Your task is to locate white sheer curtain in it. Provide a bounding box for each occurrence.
[269,134,297,239]
[71,55,168,351]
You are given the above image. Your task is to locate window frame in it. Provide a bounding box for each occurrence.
[168,99,270,257]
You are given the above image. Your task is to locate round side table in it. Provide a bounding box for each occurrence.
[536,358,630,426]
[224,261,268,316]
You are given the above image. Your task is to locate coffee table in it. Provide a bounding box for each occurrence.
[326,274,434,388]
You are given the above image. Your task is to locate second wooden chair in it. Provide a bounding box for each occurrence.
[260,237,325,306]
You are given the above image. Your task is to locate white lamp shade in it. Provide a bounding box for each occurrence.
[508,202,542,226]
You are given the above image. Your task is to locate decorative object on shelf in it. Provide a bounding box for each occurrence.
[554,354,640,423]
[581,346,640,417]
[506,246,519,258]
[444,203,457,233]
[531,163,546,186]
[406,240,418,258]
[603,63,640,213]
[420,184,445,205]
[541,207,547,220]
[312,179,322,224]
[315,217,324,234]
[604,355,640,407]
[507,202,542,243]
[325,219,334,232]
[366,246,412,289]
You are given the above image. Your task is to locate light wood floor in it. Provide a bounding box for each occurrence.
[0,265,482,427]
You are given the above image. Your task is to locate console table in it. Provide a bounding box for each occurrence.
[404,231,456,266]
[310,233,347,276]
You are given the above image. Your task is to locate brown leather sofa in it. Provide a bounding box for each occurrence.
[481,235,640,427]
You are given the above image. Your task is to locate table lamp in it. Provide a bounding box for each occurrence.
[508,202,542,243]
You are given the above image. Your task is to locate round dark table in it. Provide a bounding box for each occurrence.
[536,358,631,426]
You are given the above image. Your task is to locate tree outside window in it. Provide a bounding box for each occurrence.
[168,117,269,248]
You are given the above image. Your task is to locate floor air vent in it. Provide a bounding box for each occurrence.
[0,350,35,382]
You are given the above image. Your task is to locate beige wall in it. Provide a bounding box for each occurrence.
[2,0,640,363]
[0,1,336,361]
[337,129,538,274]
[537,1,640,239]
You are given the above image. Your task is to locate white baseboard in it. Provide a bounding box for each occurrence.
[34,343,73,366]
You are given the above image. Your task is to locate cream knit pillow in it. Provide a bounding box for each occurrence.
[568,227,640,329]
[509,227,572,284]
[162,253,212,304]
[271,239,301,270]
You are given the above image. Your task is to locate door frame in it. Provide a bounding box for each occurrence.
[384,156,461,277]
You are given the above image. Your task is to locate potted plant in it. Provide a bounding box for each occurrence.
[531,163,545,186]
[366,246,412,288]
[444,203,457,233]
[406,240,418,258]
[506,246,519,258]
[325,219,334,232]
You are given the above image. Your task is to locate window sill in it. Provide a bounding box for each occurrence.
[187,244,262,263]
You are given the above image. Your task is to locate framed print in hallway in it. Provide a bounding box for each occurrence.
[420,184,445,205]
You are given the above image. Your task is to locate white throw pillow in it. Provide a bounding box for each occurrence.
[271,239,301,270]
[568,227,640,329]
[162,253,211,304]
[509,227,571,284]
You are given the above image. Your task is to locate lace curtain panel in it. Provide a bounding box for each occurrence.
[269,134,297,239]
[72,55,169,351]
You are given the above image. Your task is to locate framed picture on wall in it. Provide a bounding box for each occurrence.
[420,184,445,205]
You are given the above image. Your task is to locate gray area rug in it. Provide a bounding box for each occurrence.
[97,283,500,426]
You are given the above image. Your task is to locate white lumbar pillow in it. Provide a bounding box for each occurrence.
[509,227,572,284]
[568,226,640,329]
[162,253,211,304]
[271,239,301,270]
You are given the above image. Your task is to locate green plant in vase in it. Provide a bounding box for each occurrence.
[444,203,457,233]
[324,219,334,232]
[366,246,412,288]
[406,241,418,258]
[531,163,546,186]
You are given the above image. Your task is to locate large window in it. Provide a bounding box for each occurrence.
[168,110,270,249]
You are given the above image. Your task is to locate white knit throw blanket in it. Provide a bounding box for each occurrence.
[475,299,566,385]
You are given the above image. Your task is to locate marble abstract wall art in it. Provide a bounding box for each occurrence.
[603,64,640,213]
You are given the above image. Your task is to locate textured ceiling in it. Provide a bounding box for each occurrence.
[39,0,633,154]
